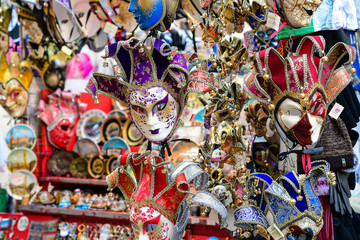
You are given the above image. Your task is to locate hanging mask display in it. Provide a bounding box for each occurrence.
[0,52,33,118]
[37,89,87,149]
[106,152,228,239]
[265,0,323,28]
[86,38,189,145]
[245,36,356,147]
[200,82,248,129]
[128,0,179,31]
[179,0,204,25]
[0,3,12,53]
[28,41,70,92]
[241,161,335,239]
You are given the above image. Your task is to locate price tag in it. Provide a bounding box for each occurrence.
[329,103,344,120]
[61,46,73,56]
[104,22,118,38]
[266,12,281,31]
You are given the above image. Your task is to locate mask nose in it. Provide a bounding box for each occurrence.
[128,0,136,13]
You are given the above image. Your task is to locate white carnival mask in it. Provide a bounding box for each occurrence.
[130,206,175,240]
[129,87,180,143]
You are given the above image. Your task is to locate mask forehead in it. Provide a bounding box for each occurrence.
[130,87,167,108]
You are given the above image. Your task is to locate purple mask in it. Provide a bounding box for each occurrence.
[86,38,189,144]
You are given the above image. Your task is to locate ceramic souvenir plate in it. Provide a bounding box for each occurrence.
[105,155,118,175]
[5,124,36,150]
[100,117,122,143]
[8,170,38,200]
[87,155,105,179]
[122,118,145,146]
[47,151,79,176]
[6,148,37,173]
[102,137,131,157]
[70,157,88,178]
[77,109,107,143]
[73,138,100,158]
[108,109,128,125]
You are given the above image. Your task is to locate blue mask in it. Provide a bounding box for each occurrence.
[128,0,166,31]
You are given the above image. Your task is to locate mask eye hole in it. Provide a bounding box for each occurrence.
[286,109,302,117]
[154,102,166,113]
[131,223,140,231]
[60,125,69,131]
[11,91,20,99]
[132,105,146,114]
[144,223,158,232]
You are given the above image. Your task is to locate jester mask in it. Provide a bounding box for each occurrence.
[0,52,33,118]
[245,36,356,146]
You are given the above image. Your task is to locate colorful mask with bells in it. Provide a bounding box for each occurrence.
[192,11,223,49]
[245,36,356,146]
[0,52,33,118]
[245,101,270,138]
[265,0,323,28]
[87,38,189,145]
[37,89,87,149]
[106,152,227,240]
[0,3,12,53]
[128,0,179,31]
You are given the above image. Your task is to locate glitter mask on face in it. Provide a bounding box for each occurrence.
[130,87,180,143]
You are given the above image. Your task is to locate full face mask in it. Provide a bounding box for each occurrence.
[37,89,87,149]
[0,52,33,118]
[245,36,356,147]
[265,0,323,28]
[128,0,179,31]
[106,152,228,240]
[86,38,189,145]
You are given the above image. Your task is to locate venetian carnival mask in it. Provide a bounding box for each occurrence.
[129,87,180,143]
[37,89,87,149]
[245,36,356,146]
[128,0,179,31]
[245,101,271,137]
[265,0,323,28]
[87,38,190,145]
[130,206,175,239]
[106,152,227,240]
[0,52,33,118]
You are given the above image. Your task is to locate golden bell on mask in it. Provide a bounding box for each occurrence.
[263,74,270,80]
[321,56,328,62]
[350,67,357,74]
[299,93,306,99]
[103,61,108,67]
[289,198,296,205]
[268,104,275,111]
[203,13,208,18]
[296,195,303,201]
